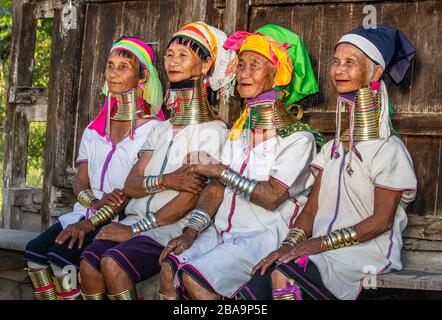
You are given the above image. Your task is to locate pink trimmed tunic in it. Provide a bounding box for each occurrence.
[171,130,316,298]
[58,119,160,229]
[308,136,417,299]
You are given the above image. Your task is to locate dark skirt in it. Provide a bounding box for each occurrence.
[24,222,105,270]
[239,260,336,300]
[80,235,164,283]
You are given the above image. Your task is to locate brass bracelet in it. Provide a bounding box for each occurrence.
[321,236,333,251]
[77,190,98,208]
[89,205,117,227]
[322,226,359,251]
[281,227,307,247]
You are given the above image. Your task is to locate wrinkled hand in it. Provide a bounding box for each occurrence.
[94,223,133,243]
[159,228,198,263]
[252,245,294,276]
[277,237,323,264]
[162,165,206,194]
[55,220,95,249]
[185,152,225,179]
[92,189,127,211]
[252,238,323,275]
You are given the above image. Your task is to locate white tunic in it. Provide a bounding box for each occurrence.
[58,119,160,229]
[171,130,317,298]
[308,136,417,300]
[122,120,228,227]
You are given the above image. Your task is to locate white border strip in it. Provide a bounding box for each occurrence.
[337,34,385,68]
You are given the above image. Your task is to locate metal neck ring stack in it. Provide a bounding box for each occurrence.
[246,97,298,131]
[169,78,217,125]
[110,89,151,121]
[340,87,381,142]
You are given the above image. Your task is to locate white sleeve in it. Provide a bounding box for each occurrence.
[310,140,334,174]
[140,123,160,152]
[76,129,90,163]
[220,139,232,166]
[270,132,316,196]
[371,138,417,203]
[196,121,228,162]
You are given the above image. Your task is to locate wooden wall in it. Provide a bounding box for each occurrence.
[3,0,441,234]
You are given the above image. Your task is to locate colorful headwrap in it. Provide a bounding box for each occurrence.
[224,24,318,105]
[172,21,237,102]
[89,38,164,138]
[103,37,163,114]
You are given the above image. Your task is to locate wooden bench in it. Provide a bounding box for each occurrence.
[0,228,39,252]
[376,215,442,292]
[0,227,160,299]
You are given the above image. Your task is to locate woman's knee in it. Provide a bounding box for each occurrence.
[25,237,39,252]
[80,260,101,280]
[100,256,123,276]
[271,269,289,288]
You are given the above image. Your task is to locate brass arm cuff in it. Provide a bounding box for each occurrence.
[89,205,117,227]
[322,226,359,251]
[281,227,307,247]
[77,189,98,208]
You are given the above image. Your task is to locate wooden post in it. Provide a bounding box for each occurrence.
[1,1,37,228]
[40,1,86,230]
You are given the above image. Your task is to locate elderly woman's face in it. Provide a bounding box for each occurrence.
[236,51,276,99]
[105,51,142,94]
[164,41,211,83]
[330,43,373,94]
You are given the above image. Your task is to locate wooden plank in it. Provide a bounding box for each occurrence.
[8,86,46,105]
[252,0,381,4]
[41,1,86,229]
[249,4,324,110]
[82,0,140,2]
[73,2,103,156]
[205,0,226,29]
[404,238,442,252]
[403,215,442,241]
[411,0,442,114]
[33,0,64,19]
[437,139,442,220]
[22,103,48,123]
[379,2,417,114]
[10,188,43,206]
[224,0,250,34]
[0,228,39,251]
[402,250,442,273]
[302,111,442,136]
[377,270,442,291]
[405,136,441,217]
[2,2,37,225]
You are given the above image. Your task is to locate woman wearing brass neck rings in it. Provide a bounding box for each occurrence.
[243,25,418,300]
[78,22,234,300]
[23,36,164,300]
